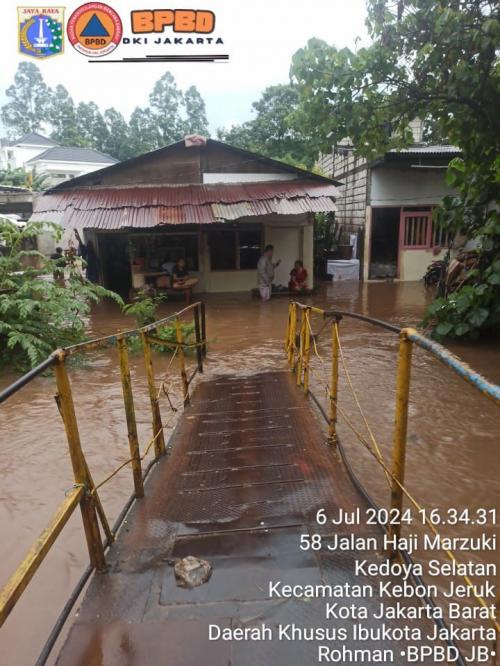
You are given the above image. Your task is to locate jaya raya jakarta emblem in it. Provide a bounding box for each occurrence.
[18,7,65,58]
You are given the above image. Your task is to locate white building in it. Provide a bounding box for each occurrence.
[0,132,118,188]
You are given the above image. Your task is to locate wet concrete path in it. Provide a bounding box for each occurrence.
[56,371,438,665]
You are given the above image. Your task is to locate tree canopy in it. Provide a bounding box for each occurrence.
[291,0,499,160]
[0,167,49,191]
[183,85,210,137]
[1,63,49,136]
[218,84,314,167]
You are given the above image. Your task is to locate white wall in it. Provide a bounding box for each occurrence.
[265,226,300,286]
[33,160,113,186]
[400,247,448,281]
[203,173,297,183]
[201,214,312,293]
[0,144,48,170]
[371,167,455,206]
[265,215,313,288]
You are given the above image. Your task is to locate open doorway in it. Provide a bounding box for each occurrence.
[98,233,131,295]
[369,207,400,278]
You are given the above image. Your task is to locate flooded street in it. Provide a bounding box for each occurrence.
[0,281,499,665]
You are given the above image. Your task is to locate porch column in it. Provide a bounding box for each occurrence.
[363,206,372,281]
[302,216,314,285]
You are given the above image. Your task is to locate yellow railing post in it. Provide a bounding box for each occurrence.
[117,336,144,498]
[285,302,294,360]
[83,458,114,545]
[176,318,189,404]
[287,303,297,369]
[292,303,298,370]
[328,318,340,446]
[388,331,413,551]
[296,309,305,386]
[200,302,207,358]
[193,304,203,374]
[285,302,291,354]
[141,331,166,458]
[0,486,83,627]
[53,353,107,572]
[303,307,312,395]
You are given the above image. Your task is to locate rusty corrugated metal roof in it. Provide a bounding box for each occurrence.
[30,181,337,229]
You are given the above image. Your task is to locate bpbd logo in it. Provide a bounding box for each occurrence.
[18,7,65,59]
[67,2,123,57]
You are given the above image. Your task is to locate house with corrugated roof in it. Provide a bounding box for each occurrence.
[0,132,118,187]
[31,136,340,294]
[318,120,461,281]
[0,184,33,220]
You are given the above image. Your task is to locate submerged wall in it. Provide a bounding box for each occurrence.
[202,214,313,293]
[87,214,314,294]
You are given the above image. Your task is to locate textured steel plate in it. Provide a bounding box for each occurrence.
[160,528,320,605]
[56,371,440,666]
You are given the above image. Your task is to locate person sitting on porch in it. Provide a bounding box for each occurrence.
[289,260,308,292]
[171,257,198,290]
[172,257,188,287]
[257,244,281,301]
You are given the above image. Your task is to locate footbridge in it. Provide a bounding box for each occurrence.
[0,301,498,665]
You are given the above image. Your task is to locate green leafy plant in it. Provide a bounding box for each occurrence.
[122,291,195,353]
[123,291,165,326]
[0,167,49,191]
[422,264,500,340]
[424,158,500,338]
[0,219,123,370]
[152,321,195,353]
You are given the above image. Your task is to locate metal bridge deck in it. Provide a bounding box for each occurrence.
[56,371,436,665]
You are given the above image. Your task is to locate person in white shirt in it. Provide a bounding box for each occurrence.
[257,244,281,301]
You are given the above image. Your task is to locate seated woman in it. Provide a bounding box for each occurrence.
[289,260,308,292]
[171,258,199,290]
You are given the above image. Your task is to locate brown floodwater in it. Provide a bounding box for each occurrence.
[0,282,499,665]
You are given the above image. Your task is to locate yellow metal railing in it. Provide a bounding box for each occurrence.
[285,301,500,633]
[0,301,207,629]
